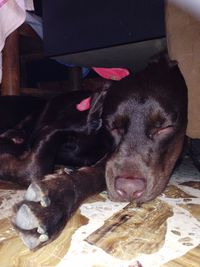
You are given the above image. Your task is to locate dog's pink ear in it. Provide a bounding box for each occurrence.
[87,90,108,134]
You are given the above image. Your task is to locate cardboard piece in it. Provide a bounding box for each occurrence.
[166,2,200,138]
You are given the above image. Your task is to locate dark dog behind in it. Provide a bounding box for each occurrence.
[0,55,187,249]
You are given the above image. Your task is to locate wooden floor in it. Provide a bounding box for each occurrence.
[162,246,200,267]
[0,157,200,267]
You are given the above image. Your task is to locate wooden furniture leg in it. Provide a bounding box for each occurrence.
[1,29,20,95]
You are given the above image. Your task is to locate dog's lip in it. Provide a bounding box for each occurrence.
[115,176,147,201]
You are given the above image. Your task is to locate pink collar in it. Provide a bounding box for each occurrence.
[92,67,129,80]
[76,97,91,111]
[76,67,130,111]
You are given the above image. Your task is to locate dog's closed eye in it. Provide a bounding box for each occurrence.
[107,116,129,135]
[147,111,175,140]
[148,124,174,140]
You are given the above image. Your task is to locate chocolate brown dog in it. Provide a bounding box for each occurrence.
[0,54,187,249]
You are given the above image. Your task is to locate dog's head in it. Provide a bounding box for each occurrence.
[87,57,188,203]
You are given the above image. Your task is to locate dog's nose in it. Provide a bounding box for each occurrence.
[115,176,146,201]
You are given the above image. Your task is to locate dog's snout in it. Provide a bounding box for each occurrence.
[115,176,146,201]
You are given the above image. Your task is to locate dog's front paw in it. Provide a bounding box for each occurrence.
[13,173,75,250]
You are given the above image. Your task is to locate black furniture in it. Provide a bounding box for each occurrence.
[42,0,166,71]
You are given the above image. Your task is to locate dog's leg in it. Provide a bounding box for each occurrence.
[13,159,106,250]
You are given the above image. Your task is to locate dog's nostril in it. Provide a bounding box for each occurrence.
[116,188,126,198]
[115,177,146,201]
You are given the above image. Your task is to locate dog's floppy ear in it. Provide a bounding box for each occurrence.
[87,81,111,134]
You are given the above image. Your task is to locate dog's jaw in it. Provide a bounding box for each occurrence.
[105,131,185,204]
